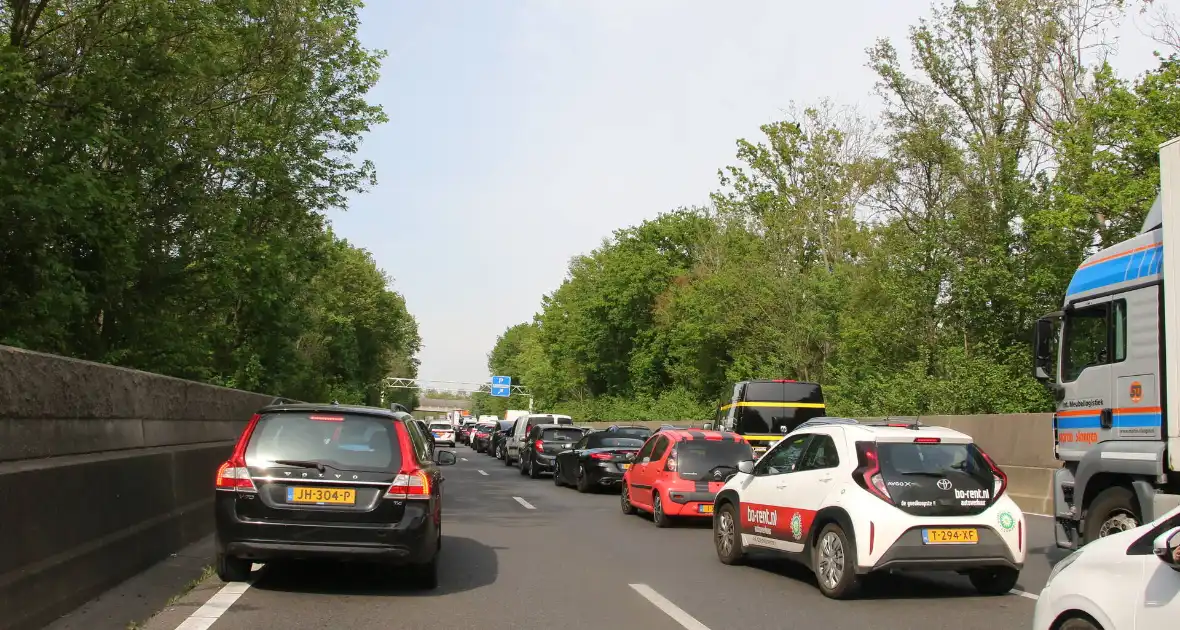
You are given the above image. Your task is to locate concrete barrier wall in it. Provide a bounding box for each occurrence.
[581,414,1059,515]
[0,345,273,630]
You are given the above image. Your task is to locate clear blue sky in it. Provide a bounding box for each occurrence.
[327,0,1177,387]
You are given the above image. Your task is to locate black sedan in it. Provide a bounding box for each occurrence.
[488,420,514,458]
[553,426,651,492]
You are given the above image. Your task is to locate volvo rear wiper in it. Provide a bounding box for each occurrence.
[271,459,327,473]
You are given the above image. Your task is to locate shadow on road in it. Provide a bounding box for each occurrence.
[740,551,1009,600]
[248,536,499,597]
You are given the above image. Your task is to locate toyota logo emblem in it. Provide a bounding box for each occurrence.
[936,478,953,490]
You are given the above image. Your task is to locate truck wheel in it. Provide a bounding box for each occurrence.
[1083,486,1140,544]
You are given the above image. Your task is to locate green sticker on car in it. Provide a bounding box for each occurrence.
[998,511,1016,532]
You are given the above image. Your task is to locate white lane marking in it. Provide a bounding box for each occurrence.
[478,469,488,476]
[1010,588,1039,600]
[174,581,251,630]
[513,496,536,510]
[461,457,468,461]
[629,584,711,630]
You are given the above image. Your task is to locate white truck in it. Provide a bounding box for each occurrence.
[1033,136,1180,549]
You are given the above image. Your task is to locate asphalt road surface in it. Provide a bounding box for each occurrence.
[150,447,1054,630]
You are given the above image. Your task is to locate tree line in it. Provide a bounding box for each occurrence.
[484,0,1180,421]
[0,0,419,407]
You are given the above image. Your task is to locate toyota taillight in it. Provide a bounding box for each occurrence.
[978,447,1008,498]
[215,413,262,492]
[534,439,544,452]
[384,470,431,499]
[852,441,890,502]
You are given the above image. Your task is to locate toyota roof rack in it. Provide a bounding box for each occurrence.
[866,416,924,430]
[792,417,860,432]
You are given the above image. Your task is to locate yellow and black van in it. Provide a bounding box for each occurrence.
[707,379,825,457]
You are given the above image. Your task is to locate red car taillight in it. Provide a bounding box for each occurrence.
[852,441,890,502]
[590,452,612,461]
[215,413,262,492]
[534,439,544,452]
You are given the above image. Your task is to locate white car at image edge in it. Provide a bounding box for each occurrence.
[1033,503,1180,630]
[712,417,1027,599]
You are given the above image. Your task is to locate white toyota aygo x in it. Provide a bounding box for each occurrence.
[711,417,1027,599]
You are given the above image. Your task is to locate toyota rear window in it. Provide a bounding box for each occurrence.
[245,412,401,472]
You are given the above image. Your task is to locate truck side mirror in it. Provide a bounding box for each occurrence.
[1033,318,1054,379]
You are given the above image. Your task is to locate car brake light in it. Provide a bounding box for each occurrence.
[215,413,261,492]
[772,379,796,383]
[978,448,1008,498]
[590,452,612,461]
[913,437,941,443]
[852,441,889,502]
[309,414,344,422]
[665,451,678,472]
[384,470,431,499]
[535,439,544,452]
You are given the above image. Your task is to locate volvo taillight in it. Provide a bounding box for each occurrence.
[215,413,261,492]
[852,441,889,502]
[384,470,431,499]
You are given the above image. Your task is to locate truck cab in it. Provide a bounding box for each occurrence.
[1033,137,1180,549]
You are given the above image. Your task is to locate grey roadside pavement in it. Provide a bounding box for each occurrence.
[44,536,215,630]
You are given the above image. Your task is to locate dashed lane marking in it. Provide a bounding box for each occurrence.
[461,457,468,461]
[174,581,250,630]
[512,496,536,510]
[1010,588,1039,600]
[629,584,711,630]
[478,470,488,476]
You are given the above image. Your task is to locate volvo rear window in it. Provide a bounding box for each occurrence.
[675,440,753,480]
[245,412,401,472]
[542,428,585,442]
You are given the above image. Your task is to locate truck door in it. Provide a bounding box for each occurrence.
[1109,290,1162,443]
[1057,296,1120,456]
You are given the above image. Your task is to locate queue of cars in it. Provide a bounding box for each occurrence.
[211,396,1180,623]
[469,411,1029,600]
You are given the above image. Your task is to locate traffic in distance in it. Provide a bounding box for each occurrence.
[205,378,1180,630]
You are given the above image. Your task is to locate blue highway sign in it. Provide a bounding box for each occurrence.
[491,375,512,387]
[490,385,511,397]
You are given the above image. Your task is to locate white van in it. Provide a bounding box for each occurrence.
[504,413,573,465]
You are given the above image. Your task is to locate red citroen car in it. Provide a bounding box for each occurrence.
[620,428,752,527]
